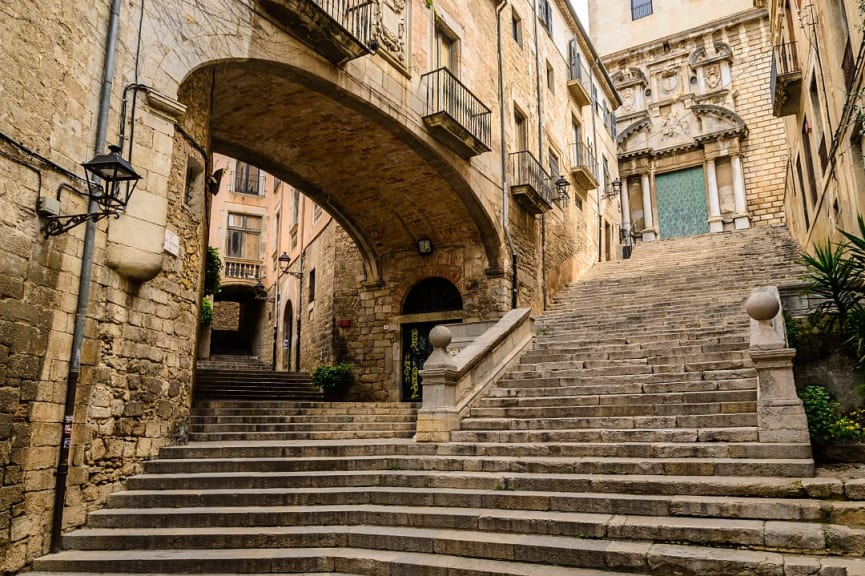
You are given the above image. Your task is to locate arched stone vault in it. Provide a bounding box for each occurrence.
[183,58,502,283]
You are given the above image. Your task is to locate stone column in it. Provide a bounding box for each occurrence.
[641,173,656,241]
[705,158,723,233]
[621,176,632,233]
[732,154,750,229]
[746,287,810,444]
[415,326,460,442]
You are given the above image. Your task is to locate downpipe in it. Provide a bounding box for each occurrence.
[496,0,518,309]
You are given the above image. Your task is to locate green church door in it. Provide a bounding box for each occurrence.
[655,166,709,239]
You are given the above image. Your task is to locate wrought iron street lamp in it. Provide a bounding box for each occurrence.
[40,145,141,237]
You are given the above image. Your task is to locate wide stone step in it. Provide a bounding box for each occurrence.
[67,507,865,557]
[459,412,758,431]
[104,485,863,524]
[123,469,843,498]
[489,379,757,398]
[38,529,865,575]
[139,454,813,477]
[449,427,761,443]
[28,548,656,576]
[187,430,417,441]
[468,401,756,419]
[156,441,810,461]
[479,389,756,408]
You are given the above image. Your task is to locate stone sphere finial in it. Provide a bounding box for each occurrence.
[429,325,452,349]
[746,290,780,321]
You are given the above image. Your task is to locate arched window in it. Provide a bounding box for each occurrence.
[402,277,462,314]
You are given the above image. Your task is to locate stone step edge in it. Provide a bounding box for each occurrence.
[64,518,865,557]
[37,538,865,576]
[124,471,855,500]
[30,547,648,576]
[93,490,865,524]
[106,485,863,521]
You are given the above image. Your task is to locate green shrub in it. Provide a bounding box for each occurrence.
[200,298,213,325]
[204,246,223,296]
[800,385,865,442]
[312,363,354,398]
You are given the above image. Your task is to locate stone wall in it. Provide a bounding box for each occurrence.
[212,301,240,331]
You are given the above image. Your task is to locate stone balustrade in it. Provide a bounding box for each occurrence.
[746,286,811,444]
[415,308,534,442]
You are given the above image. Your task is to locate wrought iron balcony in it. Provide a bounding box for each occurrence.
[510,151,554,215]
[224,257,263,281]
[771,41,802,117]
[569,143,598,190]
[258,0,376,65]
[567,58,592,108]
[422,68,492,159]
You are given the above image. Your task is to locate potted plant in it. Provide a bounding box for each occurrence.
[312,363,354,401]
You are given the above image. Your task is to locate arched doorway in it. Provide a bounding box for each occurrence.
[282,300,293,371]
[400,278,463,401]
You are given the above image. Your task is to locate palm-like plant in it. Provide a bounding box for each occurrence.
[800,240,862,332]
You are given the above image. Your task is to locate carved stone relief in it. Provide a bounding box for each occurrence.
[373,0,408,66]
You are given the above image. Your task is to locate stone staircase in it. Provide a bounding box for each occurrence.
[29,227,865,576]
[194,355,322,401]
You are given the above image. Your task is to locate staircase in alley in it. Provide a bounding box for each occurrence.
[30,226,865,576]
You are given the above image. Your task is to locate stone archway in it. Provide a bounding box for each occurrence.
[180,59,503,286]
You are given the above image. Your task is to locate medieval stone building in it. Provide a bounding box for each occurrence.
[768,0,865,249]
[0,0,621,569]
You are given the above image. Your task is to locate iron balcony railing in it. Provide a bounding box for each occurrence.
[772,41,800,77]
[224,257,262,280]
[569,57,588,86]
[510,151,553,205]
[422,67,492,149]
[311,0,375,47]
[570,143,598,177]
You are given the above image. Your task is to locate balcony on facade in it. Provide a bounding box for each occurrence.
[224,257,263,282]
[771,41,802,117]
[569,143,598,190]
[258,0,375,64]
[421,68,492,159]
[510,151,554,215]
[567,58,592,108]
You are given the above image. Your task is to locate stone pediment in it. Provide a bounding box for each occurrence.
[617,104,747,158]
[693,104,747,141]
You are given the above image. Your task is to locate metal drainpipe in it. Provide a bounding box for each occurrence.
[590,57,602,263]
[496,0,517,309]
[51,0,123,552]
[532,0,547,309]
[294,250,304,372]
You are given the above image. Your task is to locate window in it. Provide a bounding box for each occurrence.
[435,22,458,73]
[631,0,652,20]
[514,107,528,151]
[234,162,260,195]
[546,61,554,93]
[539,0,553,33]
[548,149,560,181]
[795,156,811,229]
[274,211,281,261]
[511,9,522,47]
[809,77,828,171]
[292,189,300,225]
[313,204,322,222]
[308,269,316,302]
[839,0,855,89]
[226,213,262,259]
[801,117,819,210]
[602,155,610,195]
